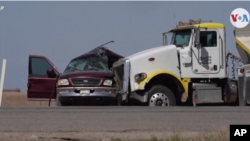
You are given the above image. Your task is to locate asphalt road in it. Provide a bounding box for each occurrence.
[0,106,250,141]
[0,106,250,133]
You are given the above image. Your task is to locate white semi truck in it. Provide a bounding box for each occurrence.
[112,19,250,106]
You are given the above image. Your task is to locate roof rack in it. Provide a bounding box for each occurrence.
[177,19,213,27]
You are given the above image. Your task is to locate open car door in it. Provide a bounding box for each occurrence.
[28,55,61,101]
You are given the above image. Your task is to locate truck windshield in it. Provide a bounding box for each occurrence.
[63,56,111,73]
[171,29,192,47]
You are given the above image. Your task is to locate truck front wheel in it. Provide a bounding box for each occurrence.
[147,85,176,106]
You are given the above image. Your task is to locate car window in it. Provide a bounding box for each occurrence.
[200,31,217,47]
[171,29,192,47]
[30,57,53,76]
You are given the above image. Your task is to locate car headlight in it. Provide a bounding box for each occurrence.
[103,79,112,86]
[57,79,69,86]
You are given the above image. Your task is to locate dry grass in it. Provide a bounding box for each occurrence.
[110,130,229,141]
[0,130,230,141]
[109,127,229,141]
[1,92,55,107]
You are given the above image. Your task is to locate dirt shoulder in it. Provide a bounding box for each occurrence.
[0,131,229,141]
[1,92,55,107]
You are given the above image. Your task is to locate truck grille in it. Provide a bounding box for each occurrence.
[114,64,124,90]
[71,78,101,85]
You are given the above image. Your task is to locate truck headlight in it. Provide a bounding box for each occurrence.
[103,79,112,86]
[57,79,69,86]
[134,73,147,83]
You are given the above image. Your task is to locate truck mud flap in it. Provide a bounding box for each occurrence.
[237,75,246,106]
[238,67,250,106]
[244,70,250,105]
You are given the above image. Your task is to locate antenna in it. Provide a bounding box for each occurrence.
[170,1,177,27]
[97,40,115,48]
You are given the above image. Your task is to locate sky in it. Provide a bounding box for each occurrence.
[0,1,249,91]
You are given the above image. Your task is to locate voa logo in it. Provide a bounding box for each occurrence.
[230,8,250,28]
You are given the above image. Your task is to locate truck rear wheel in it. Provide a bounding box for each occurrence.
[147,85,176,106]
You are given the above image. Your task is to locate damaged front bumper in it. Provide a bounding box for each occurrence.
[57,87,117,104]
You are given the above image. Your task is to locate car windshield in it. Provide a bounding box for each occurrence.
[63,56,111,73]
[171,29,192,47]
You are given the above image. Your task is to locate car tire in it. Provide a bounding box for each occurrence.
[55,94,69,106]
[147,85,176,106]
[56,99,70,106]
[56,96,62,106]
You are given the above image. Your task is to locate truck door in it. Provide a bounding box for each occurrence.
[191,29,221,74]
[28,55,61,101]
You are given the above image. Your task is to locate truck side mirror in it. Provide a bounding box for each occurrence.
[194,28,200,47]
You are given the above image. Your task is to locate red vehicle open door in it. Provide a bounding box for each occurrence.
[28,55,61,101]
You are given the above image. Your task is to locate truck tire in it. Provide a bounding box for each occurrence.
[147,85,176,106]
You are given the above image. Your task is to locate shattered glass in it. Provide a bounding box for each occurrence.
[63,55,111,73]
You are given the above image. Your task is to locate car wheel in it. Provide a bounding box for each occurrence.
[55,94,69,106]
[56,96,62,106]
[147,85,176,106]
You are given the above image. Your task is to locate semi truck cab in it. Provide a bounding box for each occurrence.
[163,20,227,78]
[113,19,245,106]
